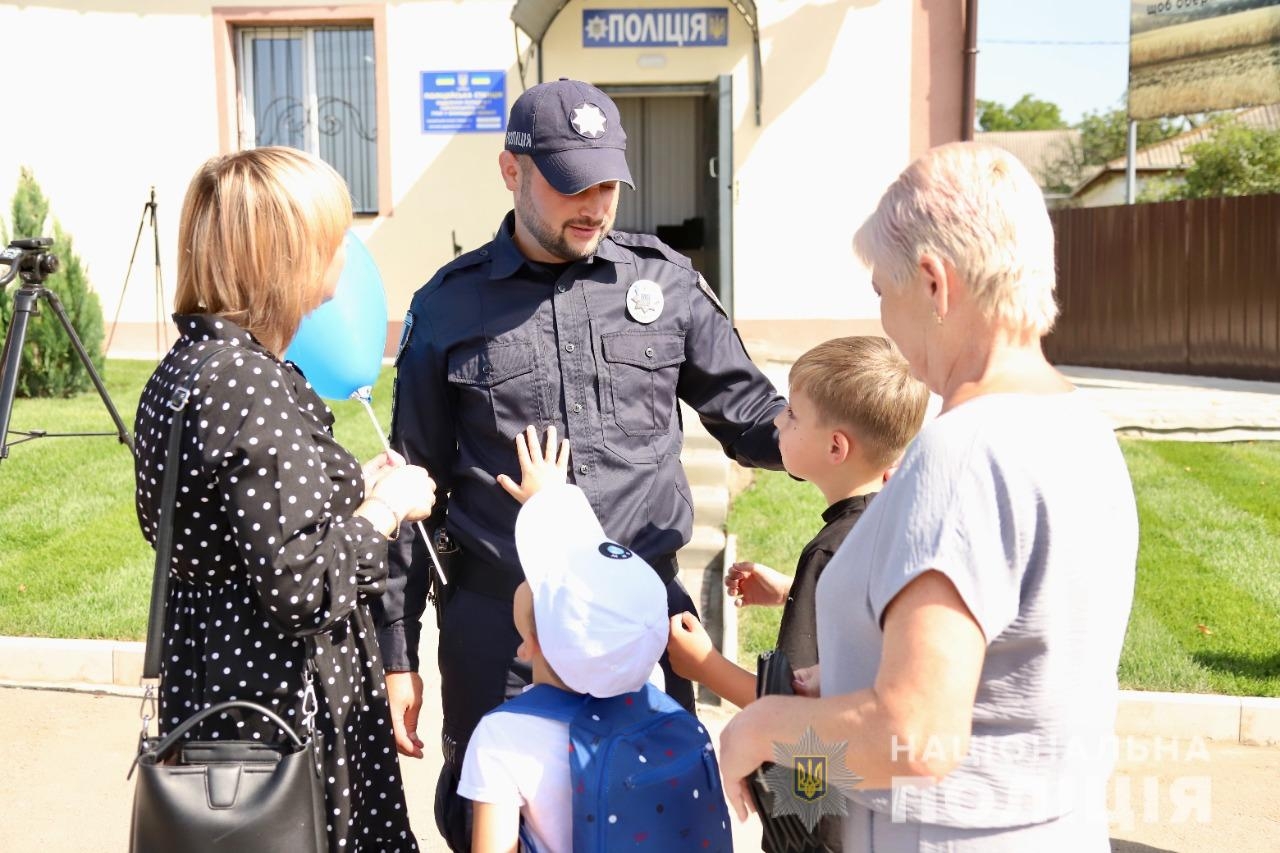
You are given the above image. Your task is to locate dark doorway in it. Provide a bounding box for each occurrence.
[607,76,734,315]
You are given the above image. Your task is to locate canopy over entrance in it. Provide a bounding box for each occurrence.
[510,0,763,124]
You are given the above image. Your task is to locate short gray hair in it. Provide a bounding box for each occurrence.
[853,142,1058,336]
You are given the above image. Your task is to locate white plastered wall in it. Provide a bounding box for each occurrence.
[0,0,914,357]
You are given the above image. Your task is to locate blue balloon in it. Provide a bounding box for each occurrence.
[285,231,388,401]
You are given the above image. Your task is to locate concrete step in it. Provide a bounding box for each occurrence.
[678,524,726,571]
[681,446,731,487]
[690,484,729,530]
[679,402,723,453]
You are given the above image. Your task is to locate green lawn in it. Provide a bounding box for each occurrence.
[0,359,394,639]
[730,440,1280,698]
[3,363,1279,697]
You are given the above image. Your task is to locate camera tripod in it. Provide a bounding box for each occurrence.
[106,186,168,355]
[0,238,133,464]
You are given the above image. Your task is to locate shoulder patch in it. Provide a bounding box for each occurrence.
[395,311,415,365]
[695,274,728,318]
[608,230,693,270]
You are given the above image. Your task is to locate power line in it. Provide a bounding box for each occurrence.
[980,38,1129,46]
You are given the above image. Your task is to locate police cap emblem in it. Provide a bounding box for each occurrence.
[570,102,608,139]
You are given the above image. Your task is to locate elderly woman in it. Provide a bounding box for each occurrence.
[718,142,1138,850]
[133,147,435,852]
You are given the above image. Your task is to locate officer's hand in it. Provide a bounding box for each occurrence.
[497,425,570,504]
[385,671,425,759]
[667,612,713,681]
[725,561,791,608]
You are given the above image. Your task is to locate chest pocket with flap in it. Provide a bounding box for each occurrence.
[600,331,686,437]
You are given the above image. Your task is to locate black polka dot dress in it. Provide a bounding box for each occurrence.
[133,315,418,852]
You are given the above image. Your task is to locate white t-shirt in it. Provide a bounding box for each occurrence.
[817,392,1138,838]
[458,707,572,853]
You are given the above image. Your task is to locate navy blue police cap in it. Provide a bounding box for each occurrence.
[504,78,634,195]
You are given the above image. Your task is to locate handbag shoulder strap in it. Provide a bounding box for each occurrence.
[142,344,233,681]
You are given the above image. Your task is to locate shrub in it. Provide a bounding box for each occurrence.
[0,168,105,397]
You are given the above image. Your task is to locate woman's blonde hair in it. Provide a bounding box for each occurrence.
[853,142,1059,336]
[174,146,352,355]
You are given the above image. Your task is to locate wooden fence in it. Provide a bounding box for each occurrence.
[1046,194,1280,381]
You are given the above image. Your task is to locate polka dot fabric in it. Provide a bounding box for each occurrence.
[133,315,418,852]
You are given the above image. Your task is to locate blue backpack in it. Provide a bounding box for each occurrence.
[500,682,734,852]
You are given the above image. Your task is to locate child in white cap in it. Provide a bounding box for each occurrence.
[458,426,683,852]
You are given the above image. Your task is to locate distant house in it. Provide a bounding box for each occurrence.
[976,129,1082,204]
[1071,103,1280,207]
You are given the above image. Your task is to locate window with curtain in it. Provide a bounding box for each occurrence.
[236,25,378,213]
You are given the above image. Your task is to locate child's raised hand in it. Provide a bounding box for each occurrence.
[667,612,713,681]
[496,425,571,504]
[725,561,791,608]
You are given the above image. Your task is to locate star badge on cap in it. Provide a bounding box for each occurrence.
[570,102,608,139]
[626,279,664,324]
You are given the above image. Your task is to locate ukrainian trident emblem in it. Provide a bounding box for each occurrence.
[794,755,827,802]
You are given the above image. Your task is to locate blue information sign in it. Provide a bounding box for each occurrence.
[421,71,506,134]
[583,7,730,47]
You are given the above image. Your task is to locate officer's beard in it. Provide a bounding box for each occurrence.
[518,181,611,263]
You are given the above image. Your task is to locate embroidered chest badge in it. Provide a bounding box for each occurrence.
[626,279,664,324]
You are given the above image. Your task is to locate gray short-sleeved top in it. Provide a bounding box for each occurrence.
[817,392,1138,836]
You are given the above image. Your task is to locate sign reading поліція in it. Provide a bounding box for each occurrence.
[583,8,730,47]
[421,71,505,134]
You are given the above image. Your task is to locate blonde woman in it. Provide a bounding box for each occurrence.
[133,147,433,852]
[717,143,1138,851]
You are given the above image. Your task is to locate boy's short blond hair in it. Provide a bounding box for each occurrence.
[788,336,929,470]
[174,146,353,355]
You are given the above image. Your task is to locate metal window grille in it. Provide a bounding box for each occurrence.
[237,25,378,214]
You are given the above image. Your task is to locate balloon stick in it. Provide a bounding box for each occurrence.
[354,387,448,588]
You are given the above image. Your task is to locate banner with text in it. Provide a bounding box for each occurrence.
[583,7,730,47]
[1129,0,1280,119]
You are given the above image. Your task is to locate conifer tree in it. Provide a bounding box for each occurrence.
[0,168,105,397]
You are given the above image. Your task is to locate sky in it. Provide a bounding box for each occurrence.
[976,0,1132,124]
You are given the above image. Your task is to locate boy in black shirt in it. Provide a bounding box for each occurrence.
[668,336,928,849]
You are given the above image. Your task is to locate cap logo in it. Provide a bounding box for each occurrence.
[598,542,633,560]
[570,102,608,139]
[506,130,533,150]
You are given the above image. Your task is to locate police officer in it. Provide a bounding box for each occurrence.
[376,78,785,850]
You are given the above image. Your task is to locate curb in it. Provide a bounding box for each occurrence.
[2,635,1277,747]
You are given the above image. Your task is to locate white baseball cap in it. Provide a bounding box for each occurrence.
[514,484,668,698]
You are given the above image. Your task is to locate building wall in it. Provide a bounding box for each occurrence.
[1073,172,1180,208]
[0,0,959,359]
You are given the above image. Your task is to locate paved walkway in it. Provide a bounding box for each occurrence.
[2,682,1276,852]
[759,361,1280,441]
[1061,366,1280,440]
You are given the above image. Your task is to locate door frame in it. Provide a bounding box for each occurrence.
[602,79,735,319]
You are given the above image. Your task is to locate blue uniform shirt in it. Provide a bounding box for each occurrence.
[377,212,785,671]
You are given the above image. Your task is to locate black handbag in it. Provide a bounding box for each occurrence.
[748,648,837,853]
[128,348,327,853]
